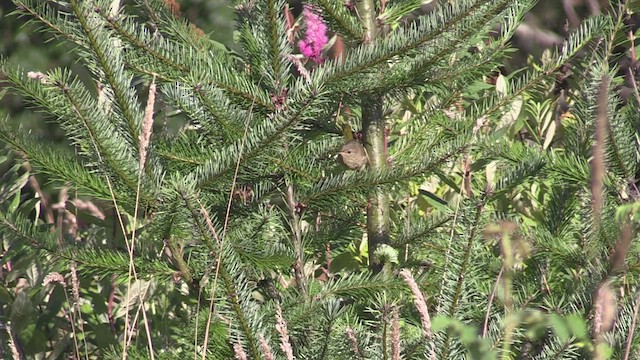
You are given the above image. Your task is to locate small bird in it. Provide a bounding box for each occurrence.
[338,140,368,170]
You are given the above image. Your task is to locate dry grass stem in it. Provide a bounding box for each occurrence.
[121,76,158,360]
[70,92,144,360]
[482,266,504,337]
[42,271,82,360]
[593,281,616,360]
[139,76,156,172]
[391,307,400,360]
[399,269,431,338]
[233,342,248,360]
[197,198,221,245]
[591,76,608,224]
[70,262,90,360]
[611,222,633,273]
[259,334,275,360]
[623,290,640,360]
[71,199,106,220]
[593,282,616,338]
[43,272,66,287]
[276,304,295,360]
[400,268,436,360]
[345,327,363,359]
[120,76,157,360]
[202,100,254,360]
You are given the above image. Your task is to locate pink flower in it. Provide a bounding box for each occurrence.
[298,5,328,64]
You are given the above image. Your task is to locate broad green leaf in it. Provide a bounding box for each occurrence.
[548,314,570,342]
[10,291,35,333]
[330,252,361,272]
[542,120,556,149]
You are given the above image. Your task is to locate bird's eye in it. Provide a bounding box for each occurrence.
[347,150,352,154]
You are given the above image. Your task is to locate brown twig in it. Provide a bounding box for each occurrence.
[23,162,55,225]
[626,30,640,106]
[623,290,640,360]
[201,99,256,360]
[482,266,504,337]
[561,0,580,28]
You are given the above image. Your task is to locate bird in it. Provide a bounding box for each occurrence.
[337,140,368,170]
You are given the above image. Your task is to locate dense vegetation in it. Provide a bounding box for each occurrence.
[1,0,640,359]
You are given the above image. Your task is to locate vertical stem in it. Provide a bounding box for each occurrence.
[358,0,389,271]
[363,100,389,272]
[286,183,307,296]
[358,0,377,43]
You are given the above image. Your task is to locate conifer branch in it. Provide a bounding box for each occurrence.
[180,189,261,359]
[69,0,142,147]
[317,0,364,41]
[158,83,251,146]
[103,11,275,111]
[102,15,186,71]
[0,211,58,252]
[12,0,84,45]
[305,139,469,205]
[392,214,453,246]
[0,63,148,208]
[322,0,494,86]
[161,217,193,284]
[58,76,141,198]
[191,89,321,187]
[373,1,526,94]
[439,201,484,358]
[0,125,120,205]
[0,212,172,281]
[266,0,288,87]
[193,86,244,141]
[317,272,403,298]
[591,75,609,228]
[4,0,634,358]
